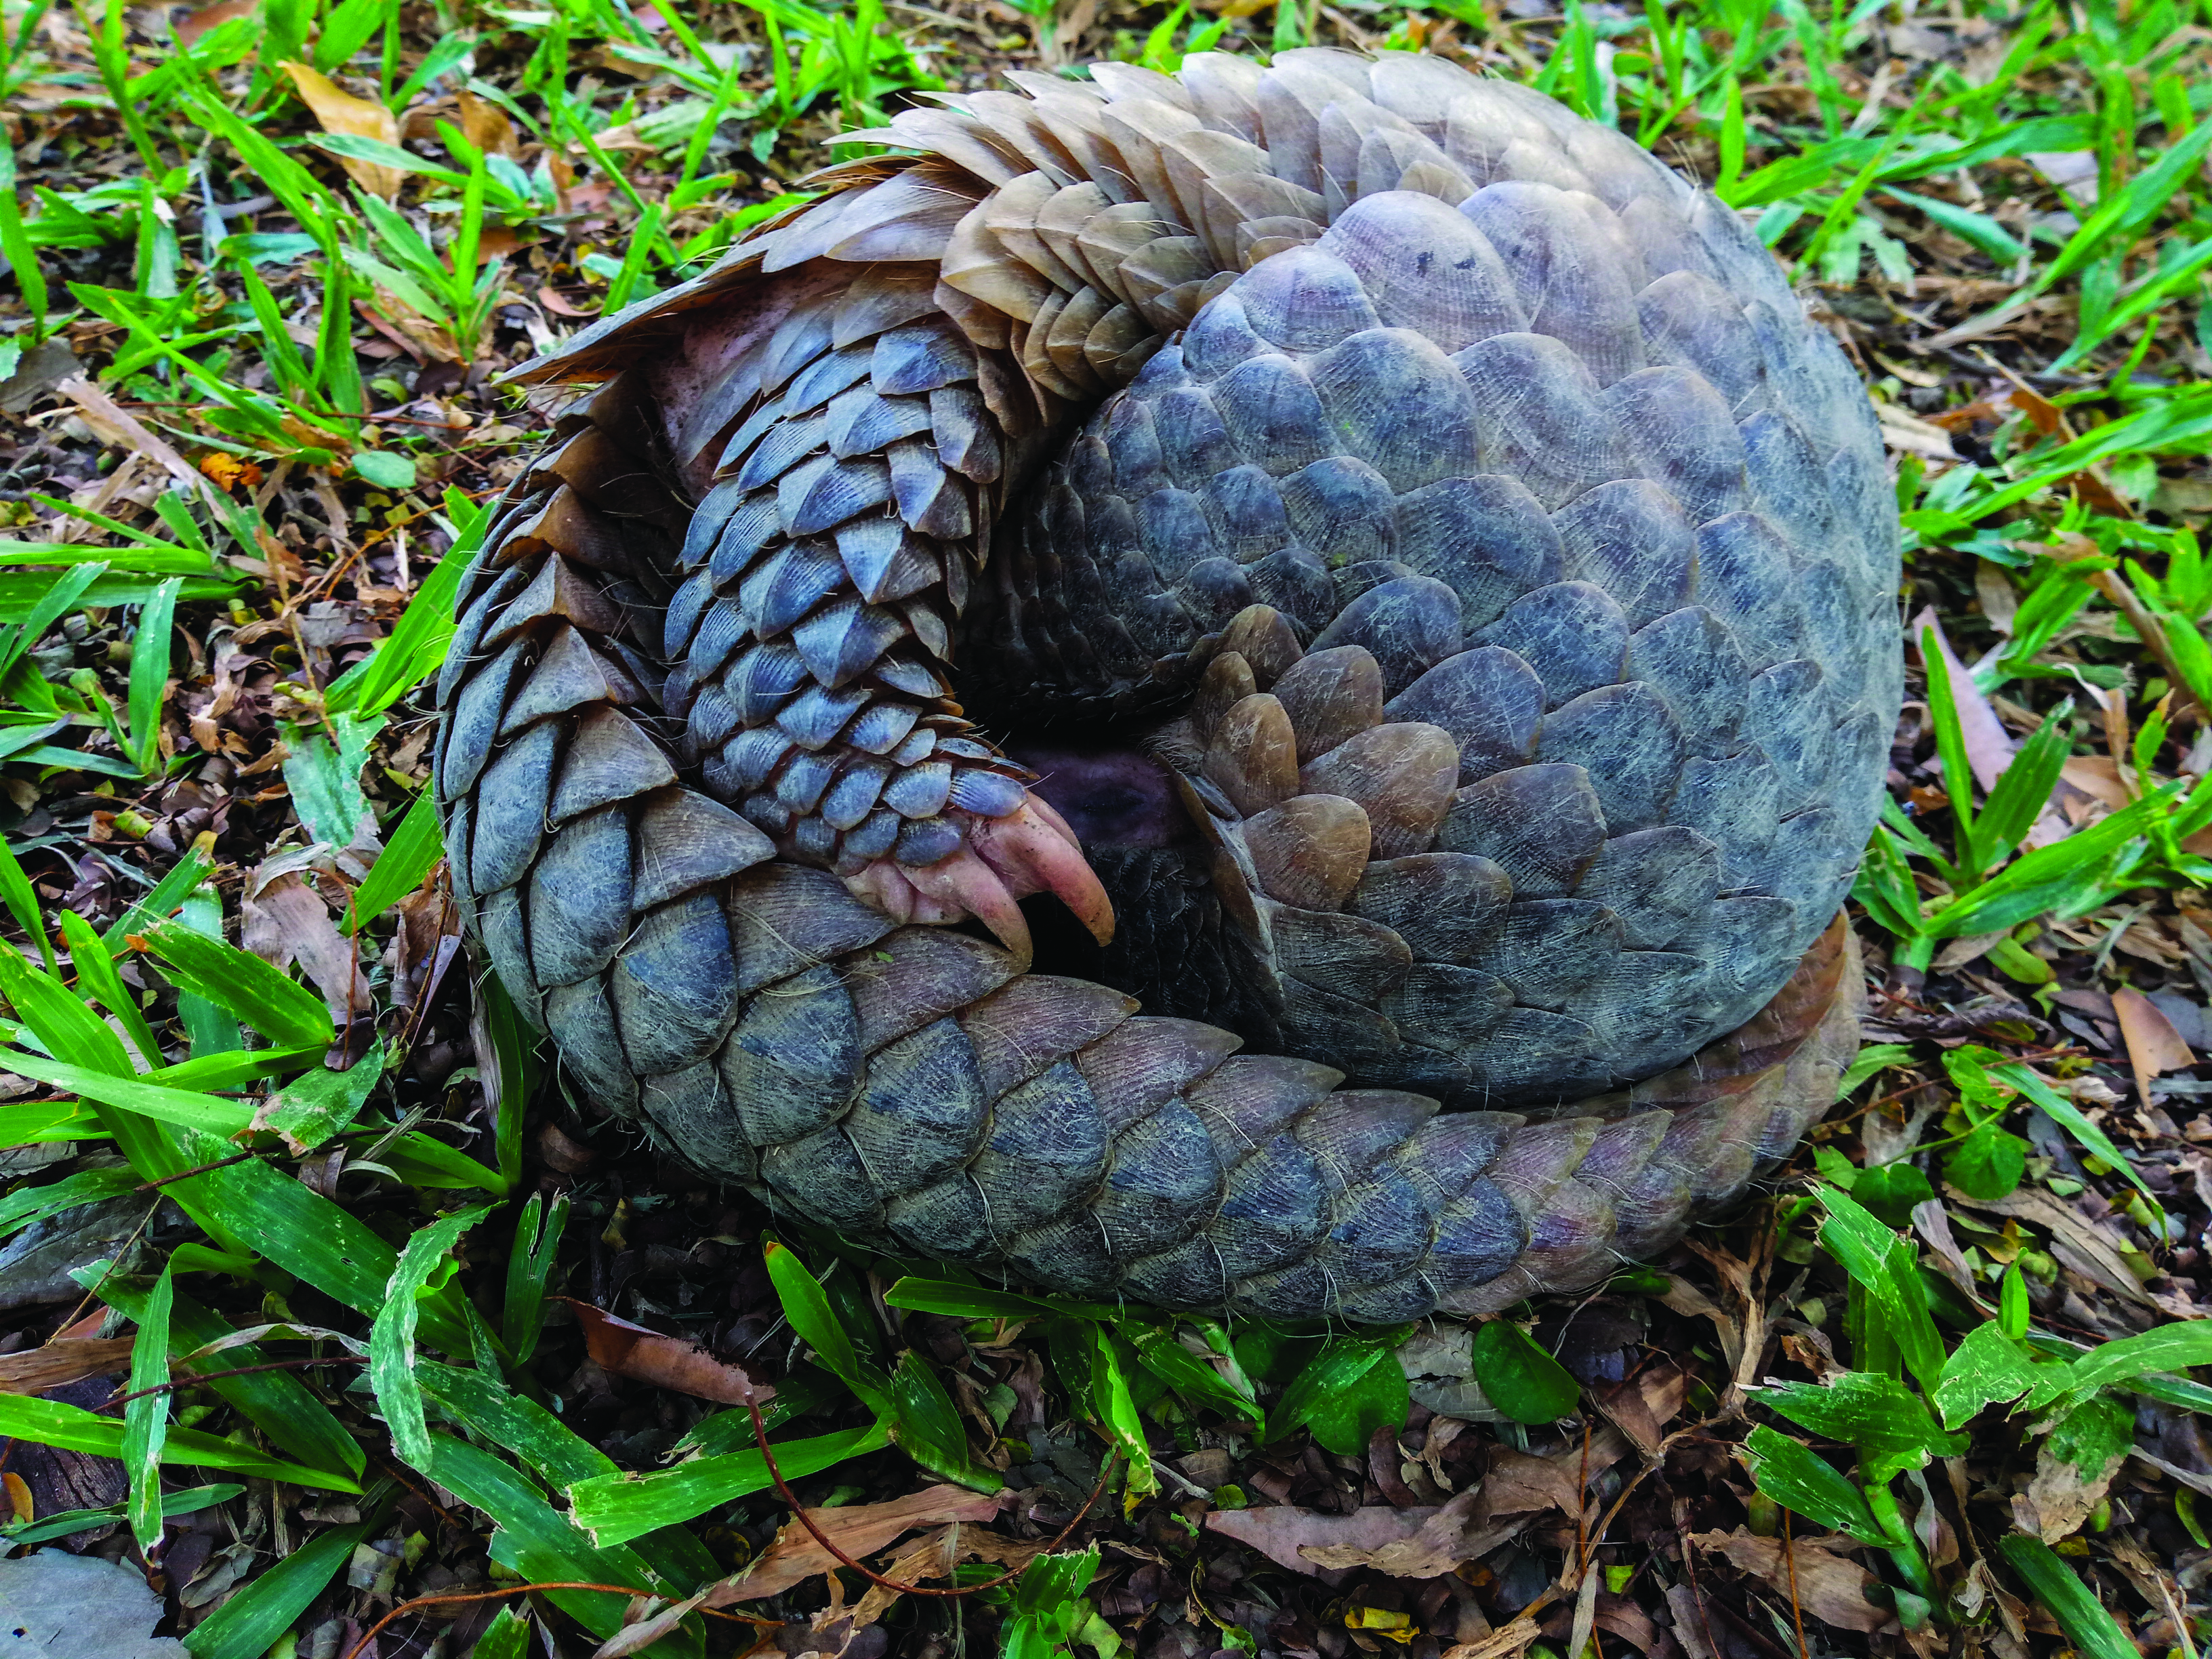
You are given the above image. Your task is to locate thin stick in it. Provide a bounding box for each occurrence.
[340,1581,775,1659]
[97,1355,366,1412]
[1782,1509,1810,1659]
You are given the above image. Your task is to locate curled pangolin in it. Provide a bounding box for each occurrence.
[434,49,1900,1322]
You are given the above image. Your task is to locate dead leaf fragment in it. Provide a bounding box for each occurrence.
[555,1297,771,1407]
[1691,1529,1896,1633]
[709,1484,1010,1603]
[2113,985,2194,1111]
[1206,1502,1439,1583]
[0,1336,136,1396]
[281,62,403,199]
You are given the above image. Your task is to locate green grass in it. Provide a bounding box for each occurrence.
[1,0,2210,1652]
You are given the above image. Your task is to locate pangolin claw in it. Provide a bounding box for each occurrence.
[840,796,1115,966]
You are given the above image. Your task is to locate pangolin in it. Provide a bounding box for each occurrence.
[434,49,1900,1322]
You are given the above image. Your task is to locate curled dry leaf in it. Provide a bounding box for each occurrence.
[555,1297,771,1407]
[1690,1528,1896,1634]
[281,62,403,200]
[705,1483,1012,1604]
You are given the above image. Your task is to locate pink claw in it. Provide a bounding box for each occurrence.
[839,795,1114,966]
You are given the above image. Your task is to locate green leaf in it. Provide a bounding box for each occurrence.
[322,495,480,720]
[469,1607,533,1659]
[121,1264,173,1549]
[884,1277,1122,1323]
[1,1483,238,1547]
[416,1359,718,1593]
[352,448,417,489]
[1816,1185,1946,1393]
[2043,1392,2131,1486]
[2000,1263,2030,1339]
[0,1165,140,1239]
[1470,1319,1580,1427]
[252,1041,382,1154]
[0,1391,359,1491]
[1757,1372,1965,1481]
[564,1420,891,1547]
[1303,1349,1412,1456]
[159,1127,469,1353]
[1990,1063,2167,1227]
[1997,1536,2139,1659]
[1946,1122,2028,1200]
[502,1191,569,1364]
[182,1521,370,1659]
[0,937,135,1077]
[135,918,333,1050]
[1852,1163,1936,1228]
[1078,1322,1156,1504]
[280,710,383,852]
[372,1204,493,1473]
[1128,1326,1261,1425]
[1933,1323,2068,1429]
[1267,1328,1417,1445]
[1836,1042,1915,1101]
[345,792,442,933]
[0,1049,257,1136]
[1742,1424,1887,1544]
[888,1349,1002,1492]
[125,577,180,775]
[98,1277,364,1481]
[2064,1322,2212,1397]
[430,1433,706,1652]
[764,1241,888,1412]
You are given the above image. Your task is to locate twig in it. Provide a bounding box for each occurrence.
[1782,1509,1810,1659]
[135,1149,260,1190]
[97,1355,366,1412]
[340,1581,774,1659]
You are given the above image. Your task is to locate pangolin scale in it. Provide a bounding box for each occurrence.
[435,48,1899,1322]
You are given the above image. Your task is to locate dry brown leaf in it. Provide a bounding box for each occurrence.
[2019,1431,2127,1543]
[556,1297,771,1407]
[280,62,403,199]
[1691,1529,1896,1633]
[706,1484,1010,1603]
[2113,985,2194,1113]
[1950,1184,2154,1309]
[1592,1361,1685,1457]
[458,87,520,157]
[174,0,258,45]
[0,1338,136,1397]
[52,379,216,504]
[1206,1502,1440,1582]
[1593,1596,1660,1653]
[1241,1429,1629,1580]
[241,868,367,1023]
[2059,756,2133,815]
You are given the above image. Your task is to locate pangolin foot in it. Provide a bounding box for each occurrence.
[841,795,1115,966]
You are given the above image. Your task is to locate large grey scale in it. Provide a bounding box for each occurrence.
[434,48,1898,1322]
